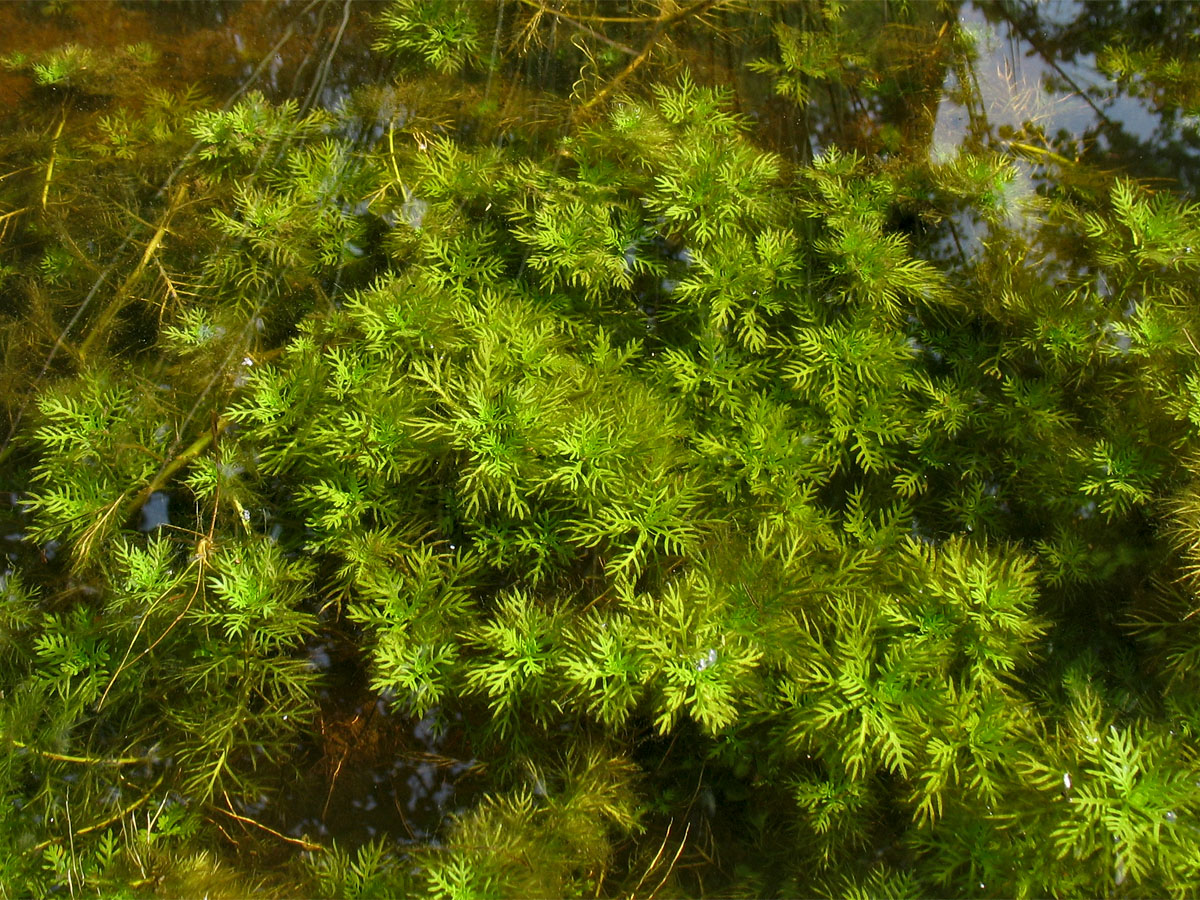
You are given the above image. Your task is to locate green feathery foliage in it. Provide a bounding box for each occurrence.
[3,1,1200,897]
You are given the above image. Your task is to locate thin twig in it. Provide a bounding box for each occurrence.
[27,774,165,855]
[99,497,219,712]
[648,822,690,900]
[515,0,671,25]
[214,794,323,851]
[0,163,40,183]
[322,745,349,821]
[1182,327,1200,357]
[0,206,31,225]
[96,586,185,710]
[121,417,229,523]
[626,819,673,898]
[65,792,77,895]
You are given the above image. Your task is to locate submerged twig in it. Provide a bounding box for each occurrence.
[122,415,229,522]
[77,182,189,360]
[27,774,166,856]
[0,206,31,227]
[215,792,323,851]
[41,111,67,210]
[647,822,689,900]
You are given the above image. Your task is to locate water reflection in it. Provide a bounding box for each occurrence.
[278,691,480,849]
[973,0,1200,191]
[138,489,170,531]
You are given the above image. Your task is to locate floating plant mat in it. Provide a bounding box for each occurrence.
[2,1,1200,896]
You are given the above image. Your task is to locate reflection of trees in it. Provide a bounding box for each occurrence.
[983,0,1200,194]
[484,1,965,164]
[534,0,1198,199]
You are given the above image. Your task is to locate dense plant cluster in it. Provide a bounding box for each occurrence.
[3,1,1200,896]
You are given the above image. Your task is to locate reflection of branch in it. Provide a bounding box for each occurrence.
[572,0,727,121]
[517,0,637,56]
[1000,1,1117,131]
[517,0,670,25]
[299,0,352,116]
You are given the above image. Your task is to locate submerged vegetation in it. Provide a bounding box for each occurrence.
[3,0,1200,896]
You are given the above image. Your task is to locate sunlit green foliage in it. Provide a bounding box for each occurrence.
[372,0,484,75]
[3,1,1200,897]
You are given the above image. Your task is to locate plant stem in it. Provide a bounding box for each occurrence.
[5,737,148,766]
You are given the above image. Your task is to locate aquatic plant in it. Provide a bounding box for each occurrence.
[372,0,484,75]
[3,1,1200,897]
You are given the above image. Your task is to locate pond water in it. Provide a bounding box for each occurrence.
[1,1,1198,896]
